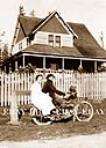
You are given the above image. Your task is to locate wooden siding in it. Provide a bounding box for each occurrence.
[40,15,69,34]
[34,31,73,47]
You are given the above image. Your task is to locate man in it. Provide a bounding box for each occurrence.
[42,74,65,107]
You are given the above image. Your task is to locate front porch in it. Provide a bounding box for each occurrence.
[2,52,105,73]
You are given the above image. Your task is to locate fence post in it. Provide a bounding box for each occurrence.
[97,72,99,101]
[9,92,19,125]
[1,71,4,106]
[91,73,94,99]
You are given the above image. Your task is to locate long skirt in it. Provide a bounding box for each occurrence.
[31,93,55,116]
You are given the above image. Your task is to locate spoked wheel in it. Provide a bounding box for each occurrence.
[74,101,93,122]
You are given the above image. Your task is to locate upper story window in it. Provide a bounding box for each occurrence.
[48,34,61,47]
[55,36,61,47]
[19,42,22,50]
[27,38,29,46]
[48,34,54,46]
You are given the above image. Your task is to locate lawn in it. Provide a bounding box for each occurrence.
[0,99,106,141]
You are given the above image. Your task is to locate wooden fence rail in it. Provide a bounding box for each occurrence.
[0,70,106,107]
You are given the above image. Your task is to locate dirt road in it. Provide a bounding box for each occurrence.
[0,132,106,148]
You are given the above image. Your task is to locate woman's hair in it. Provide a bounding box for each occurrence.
[35,74,43,81]
[46,74,55,80]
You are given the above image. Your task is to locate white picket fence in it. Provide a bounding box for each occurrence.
[0,70,106,106]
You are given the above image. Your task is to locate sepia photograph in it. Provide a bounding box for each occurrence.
[0,0,106,147]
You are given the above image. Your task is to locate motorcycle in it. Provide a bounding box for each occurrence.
[30,93,94,125]
[27,64,94,125]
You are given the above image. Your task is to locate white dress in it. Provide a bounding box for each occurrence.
[30,81,55,116]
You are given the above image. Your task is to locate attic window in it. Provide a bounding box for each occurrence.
[48,35,54,46]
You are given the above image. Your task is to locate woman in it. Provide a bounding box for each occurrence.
[30,74,55,116]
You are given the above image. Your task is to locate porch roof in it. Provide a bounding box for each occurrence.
[22,44,84,58]
[22,43,106,60]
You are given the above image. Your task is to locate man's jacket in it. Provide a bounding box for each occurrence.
[42,79,65,100]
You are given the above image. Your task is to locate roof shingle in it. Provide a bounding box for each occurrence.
[68,22,106,59]
[16,15,42,43]
[22,44,84,58]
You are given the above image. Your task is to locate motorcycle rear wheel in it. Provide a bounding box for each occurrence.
[31,117,52,125]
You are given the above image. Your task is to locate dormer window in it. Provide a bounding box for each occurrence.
[48,34,54,46]
[55,36,61,47]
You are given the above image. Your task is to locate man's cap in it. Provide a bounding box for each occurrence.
[46,74,55,80]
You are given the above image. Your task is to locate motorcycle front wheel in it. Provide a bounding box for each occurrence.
[74,101,94,122]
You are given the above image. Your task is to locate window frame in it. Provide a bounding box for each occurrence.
[55,35,61,47]
[48,34,54,46]
[48,34,61,47]
[19,42,22,50]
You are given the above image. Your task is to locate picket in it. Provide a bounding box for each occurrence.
[0,70,106,106]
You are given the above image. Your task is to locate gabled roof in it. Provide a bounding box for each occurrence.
[19,15,42,36]
[15,15,42,43]
[31,11,73,35]
[14,11,75,44]
[12,11,106,60]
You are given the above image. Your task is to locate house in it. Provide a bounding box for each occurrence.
[2,6,106,73]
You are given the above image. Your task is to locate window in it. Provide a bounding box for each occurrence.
[48,35,54,46]
[50,63,58,70]
[73,35,77,40]
[19,42,22,50]
[27,37,32,46]
[55,36,61,47]
[27,38,29,46]
[48,34,61,47]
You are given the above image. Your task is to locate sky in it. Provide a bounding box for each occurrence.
[0,0,106,48]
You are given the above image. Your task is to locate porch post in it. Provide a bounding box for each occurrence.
[15,61,18,70]
[4,65,6,72]
[22,55,25,68]
[43,57,46,69]
[94,61,97,73]
[80,59,82,67]
[62,58,65,70]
